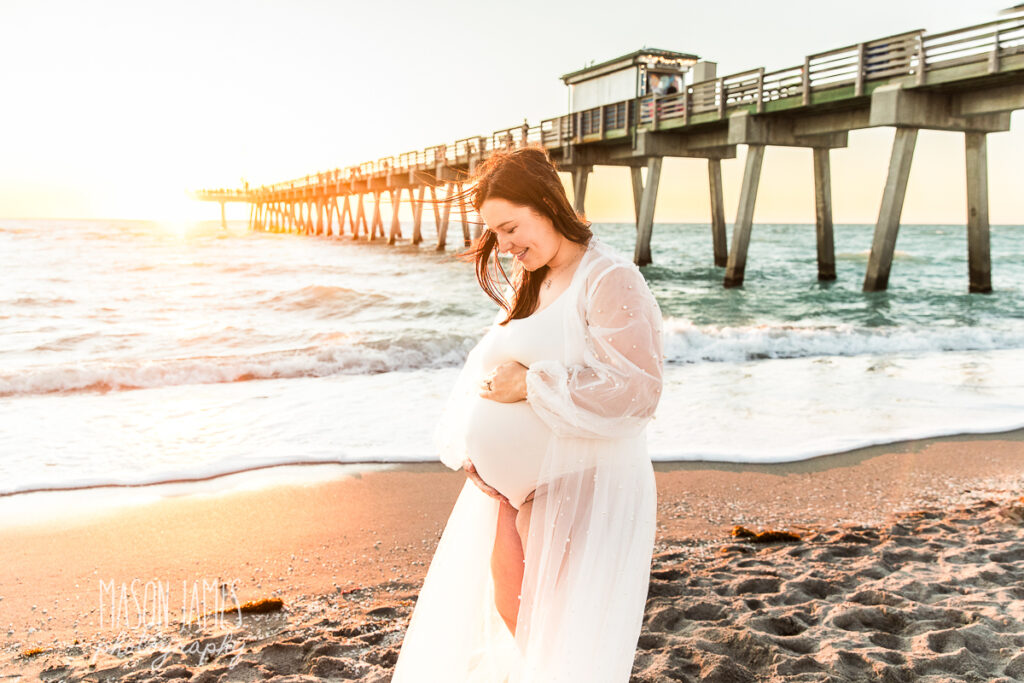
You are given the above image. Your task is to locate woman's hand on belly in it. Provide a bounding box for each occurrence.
[462,458,510,505]
[479,361,528,403]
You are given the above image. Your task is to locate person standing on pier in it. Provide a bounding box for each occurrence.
[391,146,665,682]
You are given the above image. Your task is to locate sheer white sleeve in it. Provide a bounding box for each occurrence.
[524,263,664,439]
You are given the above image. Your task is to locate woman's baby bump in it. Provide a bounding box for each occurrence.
[464,367,551,510]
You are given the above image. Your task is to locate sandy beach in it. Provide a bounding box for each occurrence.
[1,430,1022,682]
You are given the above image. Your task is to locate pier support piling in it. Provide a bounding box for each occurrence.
[724,144,766,287]
[341,196,352,237]
[412,185,425,245]
[630,167,643,221]
[864,128,918,292]
[572,166,591,214]
[634,157,662,267]
[351,196,359,236]
[388,188,402,245]
[438,185,452,250]
[965,132,992,293]
[219,201,226,229]
[371,191,383,240]
[354,195,366,240]
[330,198,341,237]
[813,148,837,281]
[708,159,727,267]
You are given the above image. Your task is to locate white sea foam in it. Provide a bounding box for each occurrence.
[663,318,1024,364]
[0,333,480,397]
[6,320,1023,398]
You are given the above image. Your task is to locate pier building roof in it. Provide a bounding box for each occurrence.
[559,48,700,84]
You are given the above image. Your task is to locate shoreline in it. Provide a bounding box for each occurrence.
[2,425,1022,526]
[1,429,1021,680]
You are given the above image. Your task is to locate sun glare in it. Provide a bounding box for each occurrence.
[158,219,192,239]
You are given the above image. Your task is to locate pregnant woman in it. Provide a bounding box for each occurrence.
[392,147,665,682]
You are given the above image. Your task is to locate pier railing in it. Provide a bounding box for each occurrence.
[197,11,1023,202]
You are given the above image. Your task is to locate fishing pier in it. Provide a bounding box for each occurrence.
[196,12,1024,293]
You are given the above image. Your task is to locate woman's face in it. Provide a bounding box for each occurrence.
[479,197,560,271]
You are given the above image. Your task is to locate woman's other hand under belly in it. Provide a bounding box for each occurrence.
[462,458,510,505]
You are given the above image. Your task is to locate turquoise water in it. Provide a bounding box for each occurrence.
[642,222,1023,336]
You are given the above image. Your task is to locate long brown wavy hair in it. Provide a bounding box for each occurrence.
[445,146,593,325]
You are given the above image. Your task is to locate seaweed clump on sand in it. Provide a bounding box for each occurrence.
[730,526,802,543]
[197,596,286,622]
[237,597,285,614]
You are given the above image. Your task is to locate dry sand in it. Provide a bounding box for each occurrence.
[0,429,1021,681]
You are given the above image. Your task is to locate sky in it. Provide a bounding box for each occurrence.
[0,0,1020,225]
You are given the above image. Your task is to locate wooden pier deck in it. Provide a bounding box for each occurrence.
[195,12,1024,293]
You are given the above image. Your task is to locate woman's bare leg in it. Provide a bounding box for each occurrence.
[491,490,539,637]
[491,497,524,635]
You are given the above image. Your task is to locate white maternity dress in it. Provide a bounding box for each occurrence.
[391,235,665,682]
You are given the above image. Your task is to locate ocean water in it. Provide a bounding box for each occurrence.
[1,218,1022,502]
